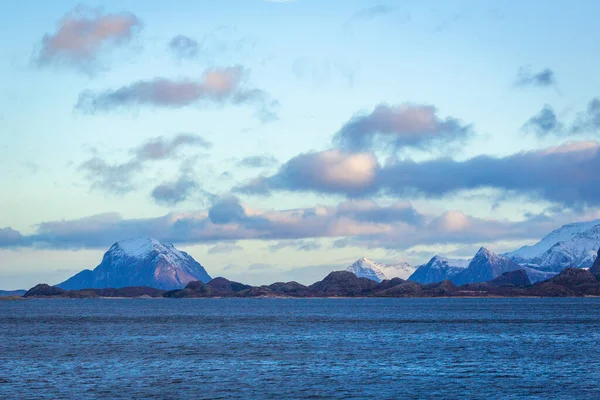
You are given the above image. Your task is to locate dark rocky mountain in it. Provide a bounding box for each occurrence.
[452,248,523,285]
[164,277,256,298]
[528,268,600,297]
[206,277,251,294]
[24,284,67,297]
[374,281,423,297]
[23,284,164,298]
[487,270,531,288]
[590,248,600,276]
[267,281,310,296]
[307,271,380,296]
[58,237,211,290]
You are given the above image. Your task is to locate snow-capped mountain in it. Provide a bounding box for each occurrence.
[408,256,469,284]
[58,237,212,290]
[452,247,523,285]
[505,220,600,271]
[345,257,415,282]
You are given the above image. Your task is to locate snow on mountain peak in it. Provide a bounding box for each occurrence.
[408,255,470,284]
[505,219,600,261]
[474,247,497,261]
[112,237,184,260]
[504,219,600,271]
[59,237,212,290]
[346,257,415,282]
[428,256,470,270]
[346,257,387,282]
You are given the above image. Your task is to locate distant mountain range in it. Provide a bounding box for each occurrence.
[58,237,212,290]
[346,219,600,286]
[6,219,600,294]
[345,257,415,282]
[21,248,600,298]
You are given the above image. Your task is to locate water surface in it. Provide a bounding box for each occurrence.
[1,298,600,399]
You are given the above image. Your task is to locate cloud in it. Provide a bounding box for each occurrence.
[35,7,141,71]
[236,149,378,195]
[523,105,563,137]
[78,157,142,194]
[151,177,199,205]
[377,141,600,207]
[237,155,279,168]
[247,263,273,271]
[524,98,600,137]
[336,208,584,251]
[75,66,278,120]
[336,200,425,226]
[2,200,424,249]
[515,67,557,88]
[572,98,600,135]
[168,28,258,65]
[0,227,24,247]
[208,243,243,254]
[4,200,597,262]
[208,197,248,224]
[268,239,322,252]
[80,133,209,195]
[168,35,199,58]
[333,104,472,152]
[239,141,600,207]
[352,5,396,20]
[134,133,211,161]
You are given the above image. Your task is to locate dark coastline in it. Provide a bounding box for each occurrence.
[16,264,600,300]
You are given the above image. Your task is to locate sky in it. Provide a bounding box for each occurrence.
[2,0,600,289]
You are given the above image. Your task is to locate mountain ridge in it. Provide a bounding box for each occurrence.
[58,237,212,290]
[345,257,415,282]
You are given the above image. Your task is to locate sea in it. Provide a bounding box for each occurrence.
[1,298,600,399]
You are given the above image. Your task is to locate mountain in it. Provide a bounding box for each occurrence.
[505,220,600,271]
[308,271,380,296]
[345,257,415,282]
[58,237,211,290]
[23,284,165,298]
[487,270,531,288]
[24,253,600,298]
[452,248,523,285]
[23,284,66,297]
[408,256,469,284]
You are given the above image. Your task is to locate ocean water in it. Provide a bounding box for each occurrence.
[1,298,600,399]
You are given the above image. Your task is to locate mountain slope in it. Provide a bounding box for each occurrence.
[452,248,523,285]
[505,219,600,261]
[345,257,415,282]
[530,225,600,271]
[58,237,211,290]
[409,256,469,284]
[505,220,600,271]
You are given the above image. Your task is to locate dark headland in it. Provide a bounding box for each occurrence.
[14,249,600,299]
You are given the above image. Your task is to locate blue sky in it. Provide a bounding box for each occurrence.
[2,0,600,289]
